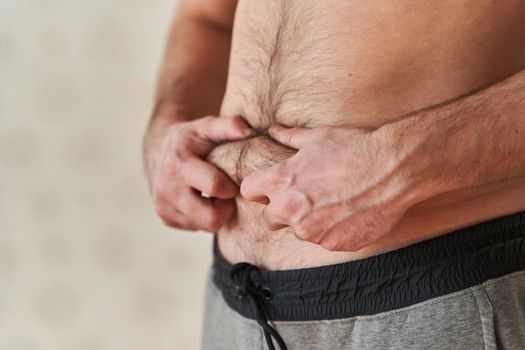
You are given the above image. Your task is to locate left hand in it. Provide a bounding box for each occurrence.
[240,124,418,251]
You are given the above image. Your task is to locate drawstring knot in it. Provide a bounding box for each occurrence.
[230,262,287,350]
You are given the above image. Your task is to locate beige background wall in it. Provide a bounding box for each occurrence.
[0,0,214,349]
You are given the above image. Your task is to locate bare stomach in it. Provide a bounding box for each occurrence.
[208,0,525,270]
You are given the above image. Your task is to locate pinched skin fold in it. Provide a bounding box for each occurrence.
[205,0,525,269]
[206,133,296,186]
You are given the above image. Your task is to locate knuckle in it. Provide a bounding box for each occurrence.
[280,198,299,218]
[163,161,180,176]
[166,154,193,179]
[161,149,187,173]
[294,223,313,241]
[173,145,190,160]
[155,179,177,200]
[320,239,340,251]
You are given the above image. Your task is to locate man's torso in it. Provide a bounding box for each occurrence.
[207,0,525,269]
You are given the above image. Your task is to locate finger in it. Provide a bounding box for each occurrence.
[181,158,238,199]
[211,198,236,228]
[263,190,313,231]
[262,201,289,231]
[176,188,233,232]
[196,116,253,142]
[239,168,276,203]
[319,222,365,252]
[268,124,313,149]
[154,197,198,230]
[294,204,374,251]
[294,204,347,244]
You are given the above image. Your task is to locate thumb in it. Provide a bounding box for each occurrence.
[268,124,311,149]
[197,116,254,142]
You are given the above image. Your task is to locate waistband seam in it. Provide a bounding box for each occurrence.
[212,211,525,322]
[216,254,524,309]
[214,235,524,287]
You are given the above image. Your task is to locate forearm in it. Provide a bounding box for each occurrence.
[144,1,235,171]
[383,69,525,205]
[153,16,232,123]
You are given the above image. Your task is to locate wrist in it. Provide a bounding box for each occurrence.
[375,117,456,209]
[151,97,190,124]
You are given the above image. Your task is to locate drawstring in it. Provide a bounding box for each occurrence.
[230,262,287,350]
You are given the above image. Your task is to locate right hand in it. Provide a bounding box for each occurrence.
[146,115,253,232]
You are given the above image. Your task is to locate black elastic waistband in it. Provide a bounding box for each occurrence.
[212,211,525,322]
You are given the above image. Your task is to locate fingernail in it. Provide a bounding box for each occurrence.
[268,125,280,134]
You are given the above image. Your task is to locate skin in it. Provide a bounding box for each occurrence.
[240,125,411,252]
[145,0,525,269]
[241,68,525,251]
[147,115,253,231]
[143,0,246,232]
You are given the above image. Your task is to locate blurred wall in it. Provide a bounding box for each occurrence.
[0,0,214,349]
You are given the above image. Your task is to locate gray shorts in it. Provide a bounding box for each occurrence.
[201,212,525,350]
